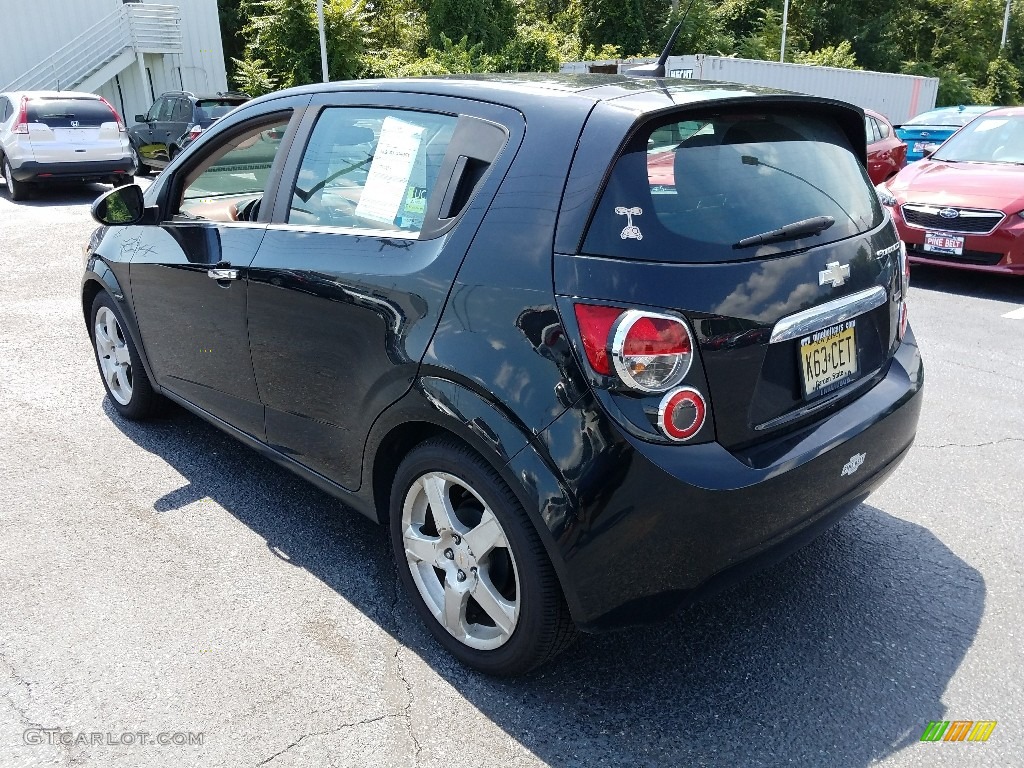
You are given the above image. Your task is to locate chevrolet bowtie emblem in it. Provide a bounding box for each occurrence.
[819,261,851,288]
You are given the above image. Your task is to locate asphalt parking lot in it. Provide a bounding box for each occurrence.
[0,179,1021,768]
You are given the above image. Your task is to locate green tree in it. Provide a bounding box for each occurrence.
[237,0,366,88]
[573,0,652,57]
[218,0,247,83]
[793,40,861,69]
[426,0,517,54]
[498,24,562,72]
[978,54,1022,105]
[231,55,279,96]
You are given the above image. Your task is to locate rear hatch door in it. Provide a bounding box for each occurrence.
[27,97,126,164]
[555,93,905,454]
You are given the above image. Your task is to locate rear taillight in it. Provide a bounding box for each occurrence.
[900,240,911,297]
[612,310,693,392]
[573,304,621,375]
[14,96,29,134]
[573,302,709,442]
[658,387,707,442]
[99,97,126,132]
[897,240,910,341]
[574,304,694,392]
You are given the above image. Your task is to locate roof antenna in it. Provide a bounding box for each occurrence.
[624,0,695,79]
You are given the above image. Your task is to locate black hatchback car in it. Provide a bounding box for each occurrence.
[83,74,923,675]
[128,91,249,174]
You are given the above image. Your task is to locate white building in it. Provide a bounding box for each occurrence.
[0,0,228,123]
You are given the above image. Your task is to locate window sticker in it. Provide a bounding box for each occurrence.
[615,206,644,240]
[355,116,425,225]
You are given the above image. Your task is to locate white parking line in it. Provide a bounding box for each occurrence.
[1003,307,1024,319]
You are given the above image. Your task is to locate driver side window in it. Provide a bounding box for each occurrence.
[175,116,290,223]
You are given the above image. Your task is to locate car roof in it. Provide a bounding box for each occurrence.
[156,91,249,101]
[976,106,1024,117]
[2,90,102,100]
[256,73,809,114]
[911,105,995,119]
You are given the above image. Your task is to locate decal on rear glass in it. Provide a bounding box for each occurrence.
[615,206,643,240]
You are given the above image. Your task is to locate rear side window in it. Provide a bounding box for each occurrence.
[287,107,457,236]
[27,98,114,127]
[583,109,883,262]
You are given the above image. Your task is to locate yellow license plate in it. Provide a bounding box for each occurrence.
[799,321,858,398]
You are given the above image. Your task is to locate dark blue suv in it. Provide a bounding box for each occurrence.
[83,74,923,675]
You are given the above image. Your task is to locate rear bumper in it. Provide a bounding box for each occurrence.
[11,159,134,183]
[534,330,924,631]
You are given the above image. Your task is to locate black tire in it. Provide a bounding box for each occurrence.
[390,437,577,675]
[4,158,29,201]
[89,291,164,420]
[131,147,151,177]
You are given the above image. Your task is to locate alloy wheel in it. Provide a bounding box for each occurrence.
[401,471,520,650]
[93,306,133,405]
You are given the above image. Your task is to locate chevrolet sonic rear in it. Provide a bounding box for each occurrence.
[81,75,922,676]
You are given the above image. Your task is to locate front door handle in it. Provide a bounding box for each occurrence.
[207,267,239,280]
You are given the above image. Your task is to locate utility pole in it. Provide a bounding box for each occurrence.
[781,0,790,63]
[317,0,329,83]
[1001,0,1012,48]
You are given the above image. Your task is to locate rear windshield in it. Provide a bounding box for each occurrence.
[195,99,245,121]
[582,109,883,262]
[27,98,114,127]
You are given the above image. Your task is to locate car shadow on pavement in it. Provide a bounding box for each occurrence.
[910,262,1023,301]
[1,181,112,207]
[107,400,984,768]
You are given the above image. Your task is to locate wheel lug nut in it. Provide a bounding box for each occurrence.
[456,570,467,582]
[443,548,454,560]
[452,534,461,544]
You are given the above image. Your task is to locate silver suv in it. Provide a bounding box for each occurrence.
[0,90,134,201]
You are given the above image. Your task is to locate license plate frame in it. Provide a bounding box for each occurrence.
[799,320,859,400]
[912,141,925,153]
[923,231,965,255]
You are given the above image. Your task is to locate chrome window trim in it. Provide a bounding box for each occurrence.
[265,222,420,240]
[769,286,887,344]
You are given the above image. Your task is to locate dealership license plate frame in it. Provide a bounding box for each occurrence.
[799,320,859,400]
[923,231,965,255]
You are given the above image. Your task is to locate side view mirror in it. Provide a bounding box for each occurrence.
[135,114,147,123]
[91,184,146,226]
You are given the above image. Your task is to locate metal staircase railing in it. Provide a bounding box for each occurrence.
[2,4,182,93]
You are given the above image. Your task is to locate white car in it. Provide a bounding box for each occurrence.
[0,90,134,200]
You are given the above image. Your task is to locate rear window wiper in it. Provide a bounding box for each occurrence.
[733,216,835,249]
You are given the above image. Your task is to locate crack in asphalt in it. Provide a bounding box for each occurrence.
[394,647,423,765]
[253,714,398,767]
[0,651,44,731]
[919,437,1024,450]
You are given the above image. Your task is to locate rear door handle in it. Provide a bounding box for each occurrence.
[207,268,238,280]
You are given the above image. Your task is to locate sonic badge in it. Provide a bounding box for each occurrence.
[614,206,643,240]
[841,452,866,477]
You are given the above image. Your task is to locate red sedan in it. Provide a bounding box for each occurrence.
[865,109,907,184]
[877,106,1024,275]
